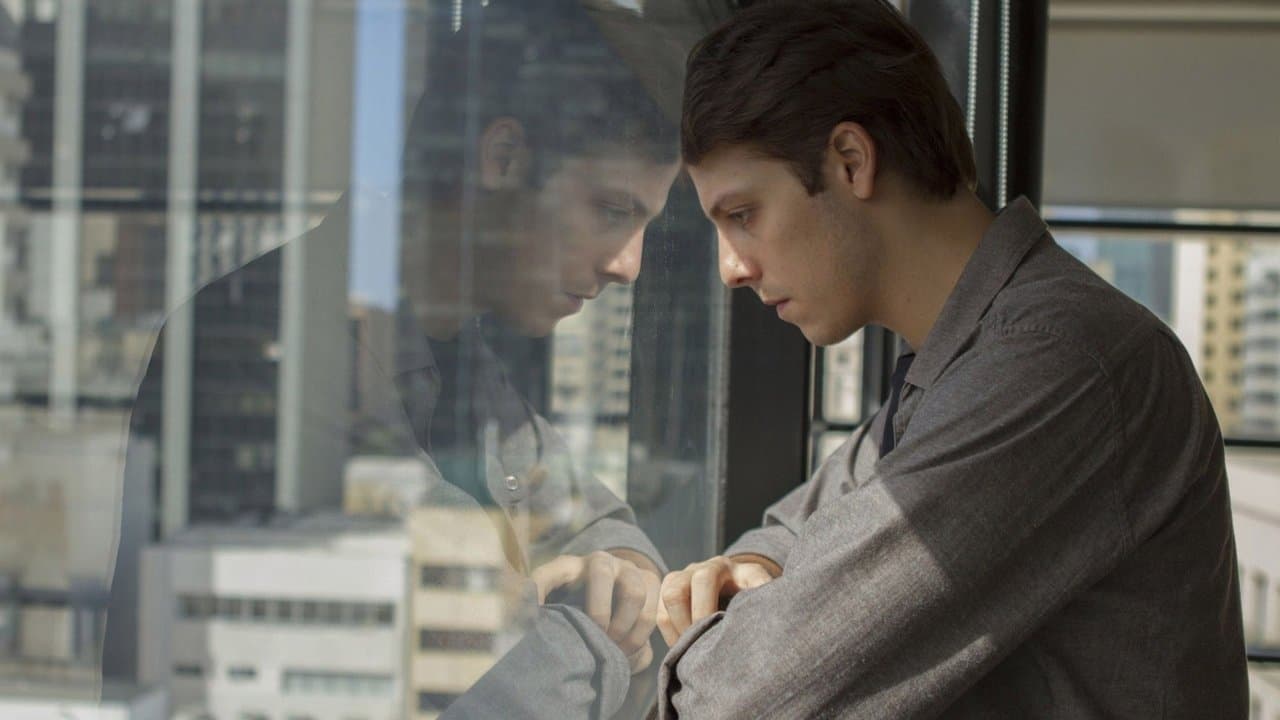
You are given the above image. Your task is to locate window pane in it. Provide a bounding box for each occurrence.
[1051,230,1280,442]
[821,331,864,426]
[1044,4,1280,701]
[0,2,729,719]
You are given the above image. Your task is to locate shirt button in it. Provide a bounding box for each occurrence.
[503,475,521,493]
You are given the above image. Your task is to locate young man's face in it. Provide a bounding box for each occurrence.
[477,148,681,336]
[687,144,883,346]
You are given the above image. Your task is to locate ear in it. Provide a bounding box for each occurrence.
[827,121,878,201]
[479,117,531,190]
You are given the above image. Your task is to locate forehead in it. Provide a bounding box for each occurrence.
[552,149,681,202]
[686,145,797,215]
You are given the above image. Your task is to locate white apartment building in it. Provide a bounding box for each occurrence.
[138,514,410,720]
[1226,450,1280,719]
[1240,248,1280,437]
[0,681,164,720]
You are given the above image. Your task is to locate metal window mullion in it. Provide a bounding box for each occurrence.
[48,0,86,426]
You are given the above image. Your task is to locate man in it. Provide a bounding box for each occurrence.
[111,1,683,716]
[656,1,1248,717]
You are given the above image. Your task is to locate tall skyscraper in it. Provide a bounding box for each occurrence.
[1200,239,1251,433]
[0,0,33,401]
[551,284,635,495]
[12,0,357,682]
[1238,247,1280,436]
[20,0,171,206]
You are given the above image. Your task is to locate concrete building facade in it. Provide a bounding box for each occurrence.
[138,515,410,720]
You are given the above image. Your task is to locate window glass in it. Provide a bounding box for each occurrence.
[0,2,727,718]
[1050,230,1280,442]
[811,331,866,466]
[1044,1,1280,702]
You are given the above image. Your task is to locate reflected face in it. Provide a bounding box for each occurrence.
[478,151,681,336]
[687,145,882,346]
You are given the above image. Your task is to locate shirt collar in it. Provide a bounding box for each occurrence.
[903,195,1048,390]
[393,308,495,378]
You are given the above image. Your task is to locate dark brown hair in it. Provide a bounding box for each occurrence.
[682,0,976,199]
[404,0,677,204]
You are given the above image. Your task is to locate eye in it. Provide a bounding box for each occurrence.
[598,203,634,228]
[727,208,753,229]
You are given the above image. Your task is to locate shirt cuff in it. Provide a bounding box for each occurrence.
[550,604,634,717]
[658,611,726,720]
[558,517,668,575]
[723,525,795,571]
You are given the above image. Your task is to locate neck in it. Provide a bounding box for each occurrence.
[875,189,994,351]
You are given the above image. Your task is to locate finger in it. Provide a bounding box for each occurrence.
[627,641,654,674]
[660,572,693,638]
[689,562,727,623]
[733,562,775,592]
[530,556,583,604]
[585,554,619,631]
[607,567,647,646]
[656,593,678,647]
[621,572,661,654]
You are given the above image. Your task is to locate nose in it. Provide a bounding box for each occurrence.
[718,232,758,289]
[599,227,644,285]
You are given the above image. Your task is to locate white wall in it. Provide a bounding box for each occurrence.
[1225,449,1280,720]
[0,685,165,720]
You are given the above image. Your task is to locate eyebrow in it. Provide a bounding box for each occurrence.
[598,189,652,220]
[706,190,750,220]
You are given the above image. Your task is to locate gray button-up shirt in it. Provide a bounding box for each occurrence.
[660,197,1249,718]
[391,317,664,573]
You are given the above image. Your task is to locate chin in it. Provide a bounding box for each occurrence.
[509,312,560,338]
[804,321,862,347]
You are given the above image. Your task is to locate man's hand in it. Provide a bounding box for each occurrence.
[531,550,661,673]
[657,554,780,646]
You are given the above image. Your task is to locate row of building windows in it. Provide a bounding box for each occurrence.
[420,565,500,593]
[1243,391,1280,407]
[282,669,394,697]
[177,594,395,627]
[1205,263,1246,282]
[419,628,495,653]
[1208,241,1251,258]
[419,691,462,714]
[1244,365,1280,379]
[1202,369,1243,386]
[172,662,393,698]
[1205,291,1247,308]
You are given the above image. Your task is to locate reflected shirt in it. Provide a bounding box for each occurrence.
[660,197,1249,719]
[115,209,664,717]
[390,312,664,574]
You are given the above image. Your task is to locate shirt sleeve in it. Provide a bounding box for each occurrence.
[524,415,667,574]
[440,603,633,720]
[660,327,1133,719]
[723,421,877,569]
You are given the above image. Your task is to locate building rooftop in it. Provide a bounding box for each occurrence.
[163,511,408,554]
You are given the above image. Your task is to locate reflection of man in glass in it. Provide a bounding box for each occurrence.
[386,0,683,708]
[111,1,683,717]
